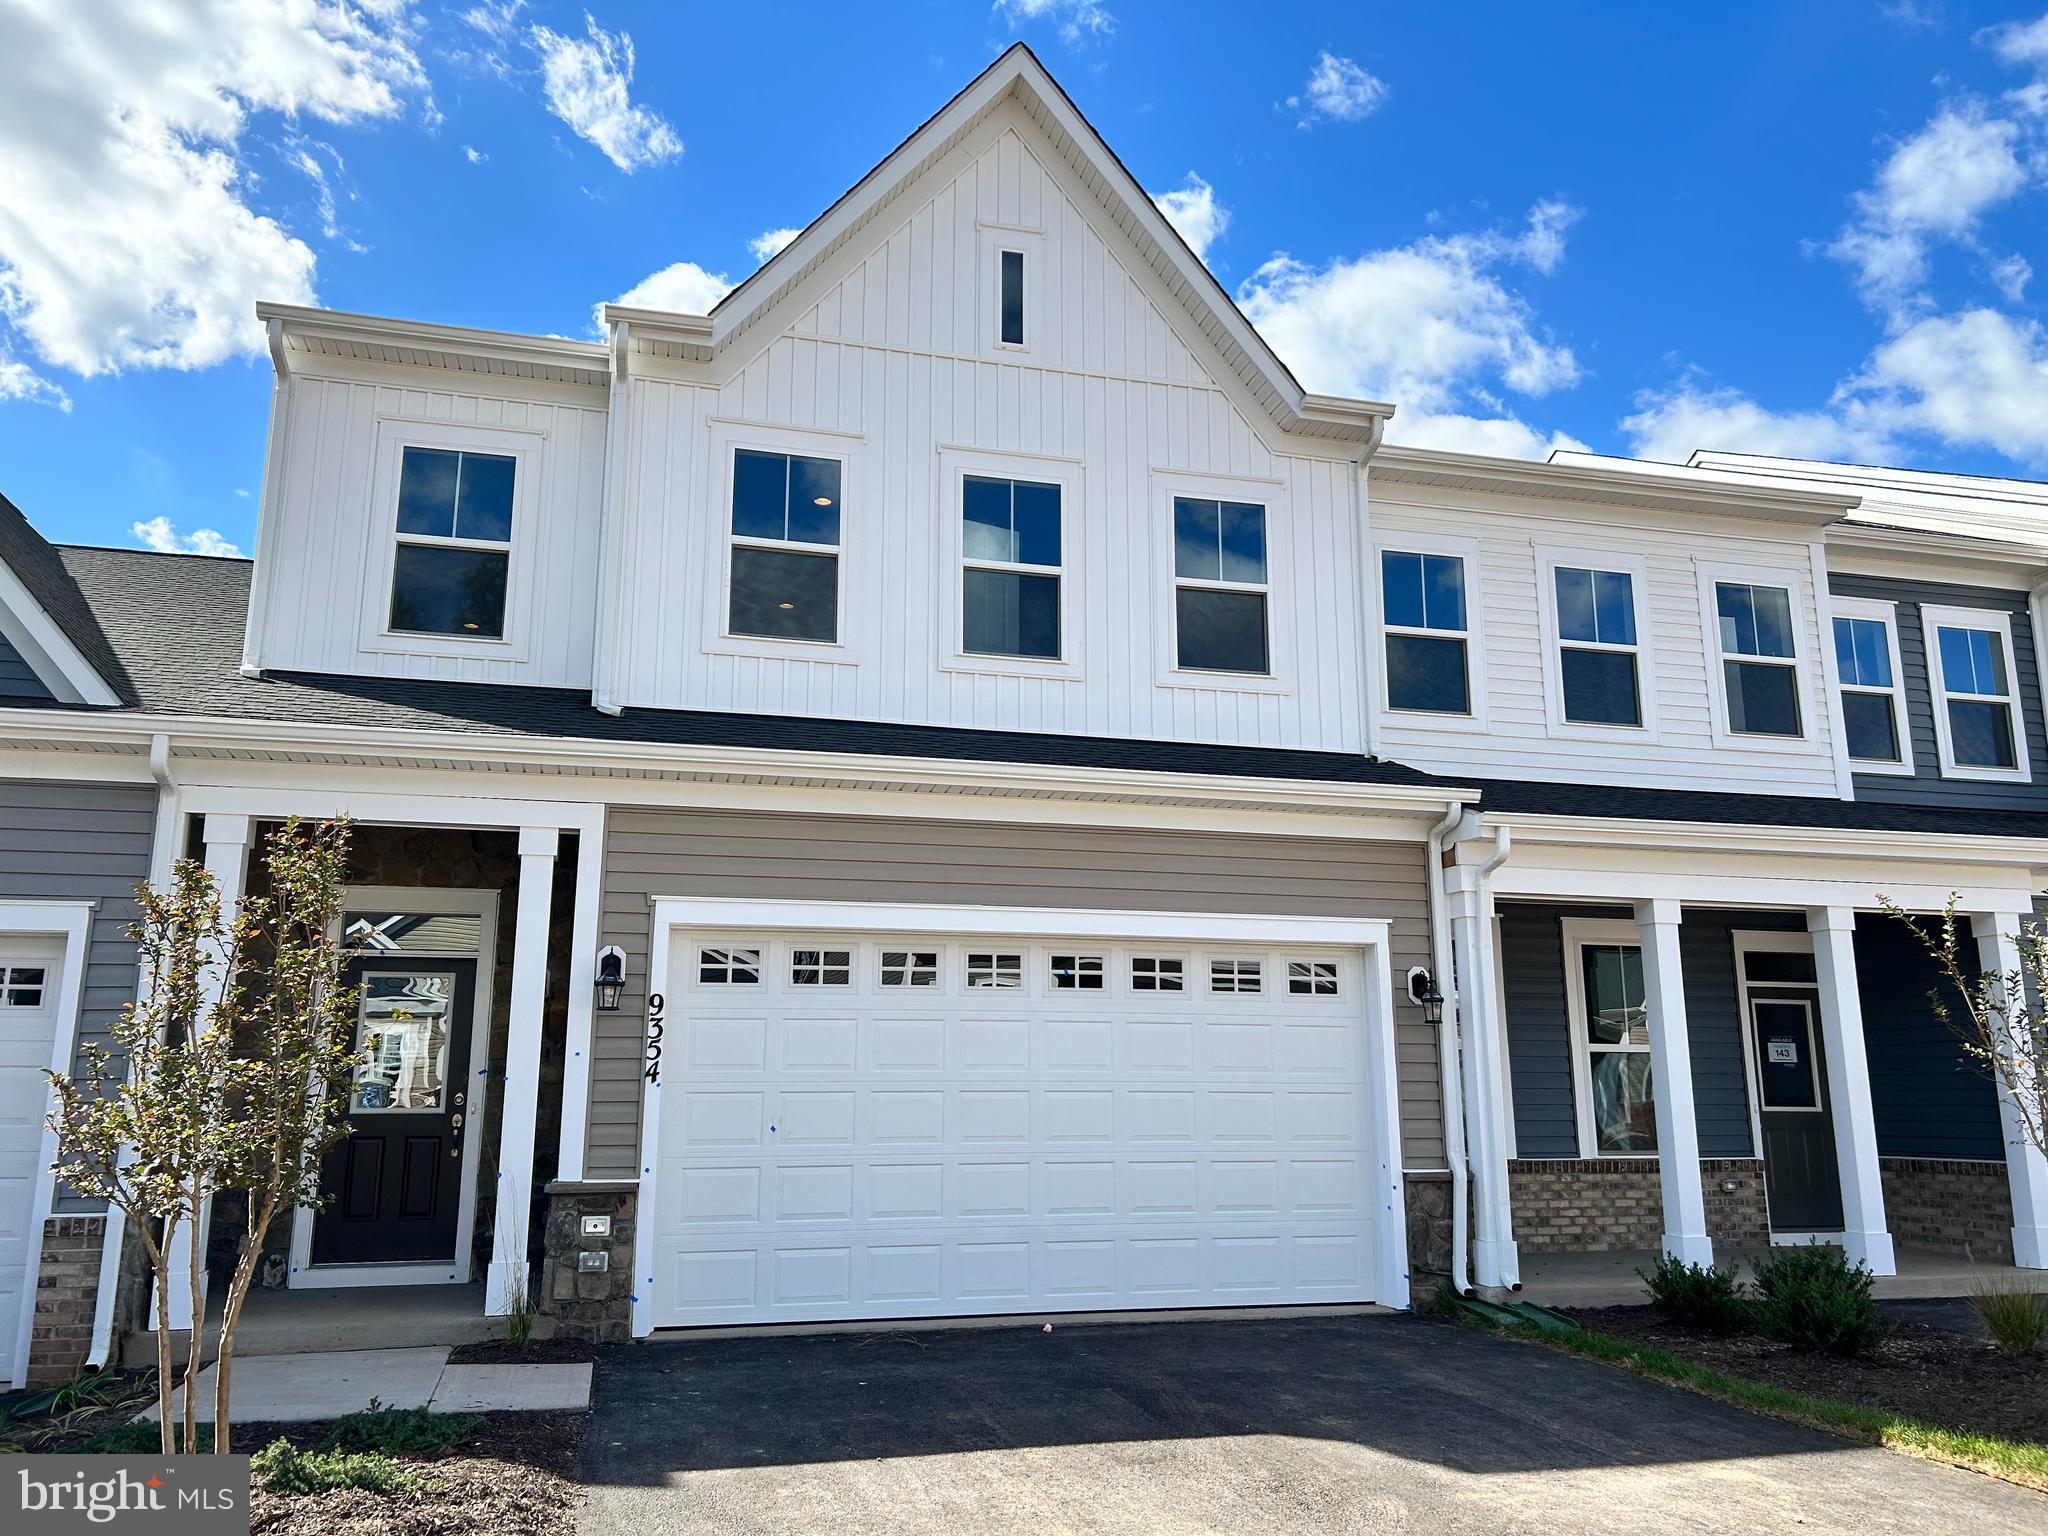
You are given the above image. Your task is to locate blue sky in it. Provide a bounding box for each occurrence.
[3,1,2047,556]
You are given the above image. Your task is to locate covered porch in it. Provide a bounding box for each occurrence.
[108,780,607,1361]
[1441,813,2048,1298]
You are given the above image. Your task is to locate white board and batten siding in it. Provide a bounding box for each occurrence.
[249,369,609,688]
[611,109,1369,752]
[1368,483,1845,795]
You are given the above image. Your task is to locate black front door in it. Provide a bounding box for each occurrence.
[312,958,477,1267]
[1750,993,1845,1233]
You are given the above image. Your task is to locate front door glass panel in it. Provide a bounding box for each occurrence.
[350,971,454,1113]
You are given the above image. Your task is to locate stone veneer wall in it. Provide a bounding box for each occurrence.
[1509,1158,1770,1253]
[1881,1157,2013,1264]
[1404,1173,1455,1279]
[28,1215,105,1385]
[541,1183,636,1342]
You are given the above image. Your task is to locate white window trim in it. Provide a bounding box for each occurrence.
[358,417,545,665]
[700,421,864,665]
[1151,470,1292,694]
[1921,602,2033,783]
[1829,596,1915,777]
[1371,531,1489,732]
[936,444,1085,681]
[1560,916,1656,1162]
[1533,545,1660,741]
[979,224,1044,359]
[1,903,92,1387]
[1696,561,1817,752]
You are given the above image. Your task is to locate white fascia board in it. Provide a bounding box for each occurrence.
[254,301,609,378]
[1397,447,1858,525]
[1824,521,2048,578]
[1492,810,2048,870]
[0,559,119,707]
[0,705,1479,820]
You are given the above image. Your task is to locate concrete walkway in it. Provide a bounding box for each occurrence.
[578,1313,2044,1536]
[140,1346,591,1424]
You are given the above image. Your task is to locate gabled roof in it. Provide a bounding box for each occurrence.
[0,493,125,705]
[602,44,1393,446]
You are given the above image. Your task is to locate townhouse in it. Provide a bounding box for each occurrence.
[0,44,2042,1383]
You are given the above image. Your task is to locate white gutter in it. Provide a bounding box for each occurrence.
[590,319,632,716]
[1422,802,1470,1296]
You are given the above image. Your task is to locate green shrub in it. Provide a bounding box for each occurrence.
[252,1438,424,1496]
[1751,1244,1891,1355]
[319,1404,482,1457]
[1971,1280,2048,1357]
[1638,1256,1753,1332]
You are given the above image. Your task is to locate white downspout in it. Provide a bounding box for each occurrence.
[1424,801,1471,1295]
[590,319,632,716]
[1462,822,1516,1291]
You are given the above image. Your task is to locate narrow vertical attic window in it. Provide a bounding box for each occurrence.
[999,249,1025,346]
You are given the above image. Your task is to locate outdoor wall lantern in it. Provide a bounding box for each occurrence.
[1406,966,1444,1026]
[594,946,626,1012]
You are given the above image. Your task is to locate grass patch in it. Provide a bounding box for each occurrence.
[1487,1317,2048,1492]
[319,1404,483,1457]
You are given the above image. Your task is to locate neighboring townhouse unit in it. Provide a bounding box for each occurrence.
[2,47,2046,1381]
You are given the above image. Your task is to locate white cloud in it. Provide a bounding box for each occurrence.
[1985,11,2048,69]
[528,15,681,172]
[1620,382,1894,465]
[0,0,425,380]
[594,260,733,331]
[1992,252,2032,301]
[993,0,1115,46]
[463,144,487,164]
[1287,51,1389,128]
[748,226,802,263]
[1851,307,2048,464]
[1236,203,1583,457]
[1828,106,2030,315]
[132,516,244,558]
[1152,174,1229,262]
[0,353,68,411]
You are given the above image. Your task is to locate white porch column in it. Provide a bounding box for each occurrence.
[163,813,253,1329]
[486,826,559,1315]
[1447,867,1518,1289]
[1635,898,1713,1266]
[1807,908,1895,1275]
[1972,913,2048,1270]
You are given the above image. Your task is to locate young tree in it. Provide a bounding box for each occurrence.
[45,817,359,1455]
[208,817,358,1454]
[1883,895,2048,1161]
[46,861,250,1452]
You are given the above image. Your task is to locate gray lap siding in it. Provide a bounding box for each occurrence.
[589,808,1442,1178]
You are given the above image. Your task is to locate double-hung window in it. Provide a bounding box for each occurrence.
[1831,602,1909,769]
[388,447,515,638]
[963,475,1061,659]
[1713,579,1802,737]
[1380,550,1470,714]
[1553,565,1642,726]
[1925,606,2028,776]
[1173,497,1268,674]
[728,448,841,643]
[1564,923,1655,1157]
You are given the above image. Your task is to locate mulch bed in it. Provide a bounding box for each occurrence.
[1567,1305,2048,1445]
[445,1337,601,1366]
[242,1410,586,1536]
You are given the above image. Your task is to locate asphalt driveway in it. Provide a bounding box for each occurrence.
[577,1312,2043,1535]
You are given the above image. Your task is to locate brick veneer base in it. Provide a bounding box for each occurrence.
[541,1182,636,1343]
[1510,1158,1770,1253]
[1880,1157,2013,1264]
[29,1214,106,1386]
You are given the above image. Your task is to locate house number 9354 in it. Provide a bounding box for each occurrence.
[645,992,665,1085]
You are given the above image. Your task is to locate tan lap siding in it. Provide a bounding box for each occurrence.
[590,809,1441,1178]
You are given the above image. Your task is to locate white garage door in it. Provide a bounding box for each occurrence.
[0,940,64,1384]
[646,930,1380,1327]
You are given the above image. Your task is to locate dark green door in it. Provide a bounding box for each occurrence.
[312,958,477,1267]
[1749,994,1844,1233]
